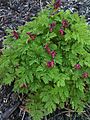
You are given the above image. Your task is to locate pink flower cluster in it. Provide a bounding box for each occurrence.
[74,64,89,78]
[59,29,64,36]
[44,44,56,68]
[74,64,81,70]
[82,72,88,78]
[59,20,69,36]
[47,60,54,68]
[26,32,36,40]
[49,22,56,32]
[51,51,56,58]
[62,20,69,28]
[49,19,69,36]
[44,44,56,58]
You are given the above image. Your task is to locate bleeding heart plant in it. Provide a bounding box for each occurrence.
[0,1,90,120]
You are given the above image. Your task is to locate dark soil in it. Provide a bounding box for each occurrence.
[0,0,90,120]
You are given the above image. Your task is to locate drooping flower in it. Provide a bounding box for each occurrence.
[54,0,61,9]
[49,27,53,32]
[30,35,36,40]
[51,51,56,58]
[59,29,64,36]
[44,44,51,55]
[44,44,49,49]
[44,44,57,57]
[26,32,36,40]
[49,22,56,32]
[47,47,51,55]
[26,32,31,36]
[74,64,81,70]
[82,72,89,78]
[50,22,56,28]
[47,60,54,68]
[12,30,19,39]
[62,20,69,28]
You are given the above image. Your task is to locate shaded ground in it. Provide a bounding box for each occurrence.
[0,0,90,120]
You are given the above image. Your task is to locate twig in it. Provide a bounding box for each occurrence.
[28,1,37,12]
[21,111,25,120]
[44,116,47,120]
[39,0,43,11]
[48,111,68,120]
[82,112,90,120]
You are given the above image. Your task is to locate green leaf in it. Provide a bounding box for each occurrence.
[48,67,59,80]
[29,59,39,66]
[76,80,84,92]
[57,79,65,87]
[50,44,57,50]
[41,74,51,84]
[45,32,57,42]
[36,66,44,72]
[55,52,62,65]
[28,72,33,82]
[57,73,67,87]
[3,74,14,85]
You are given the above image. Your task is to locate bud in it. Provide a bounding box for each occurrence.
[82,72,89,78]
[26,32,31,36]
[47,60,54,68]
[50,22,56,27]
[47,47,51,55]
[51,51,56,58]
[74,64,81,70]
[26,32,36,40]
[59,29,64,36]
[49,22,56,32]
[49,27,53,32]
[30,35,36,40]
[44,44,49,49]
[44,44,51,54]
[62,20,69,28]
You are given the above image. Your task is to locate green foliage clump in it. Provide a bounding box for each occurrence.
[0,7,90,120]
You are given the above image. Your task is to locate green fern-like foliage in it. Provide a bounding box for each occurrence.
[0,7,90,120]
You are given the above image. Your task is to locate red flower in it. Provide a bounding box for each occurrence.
[30,35,36,40]
[62,20,69,28]
[44,44,49,49]
[47,47,51,54]
[49,22,56,32]
[44,44,51,55]
[49,27,53,32]
[74,64,81,70]
[51,51,56,58]
[50,22,56,28]
[47,60,54,68]
[26,32,36,40]
[26,32,31,36]
[44,44,57,57]
[12,30,19,39]
[54,0,61,9]
[82,72,89,78]
[59,29,64,36]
